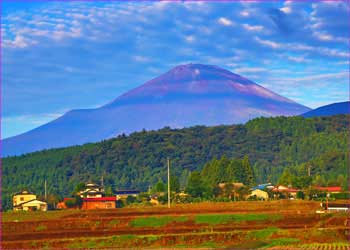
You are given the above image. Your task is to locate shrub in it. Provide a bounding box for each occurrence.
[126,195,137,205]
[296,191,304,199]
[116,200,124,208]
[64,196,82,208]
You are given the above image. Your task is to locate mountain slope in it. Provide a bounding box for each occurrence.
[301,101,350,118]
[2,64,310,156]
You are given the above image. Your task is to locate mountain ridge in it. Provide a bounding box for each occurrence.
[301,101,350,118]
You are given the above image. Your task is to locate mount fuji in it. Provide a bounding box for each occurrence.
[2,64,310,156]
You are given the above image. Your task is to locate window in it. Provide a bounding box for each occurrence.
[20,197,24,201]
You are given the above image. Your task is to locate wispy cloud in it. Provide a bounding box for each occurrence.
[255,37,280,49]
[242,24,263,32]
[133,55,150,63]
[234,67,267,74]
[218,17,233,26]
[254,36,349,58]
[287,55,309,63]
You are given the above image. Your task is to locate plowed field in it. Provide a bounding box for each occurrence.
[2,200,349,249]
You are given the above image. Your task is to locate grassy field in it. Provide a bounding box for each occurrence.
[2,200,349,249]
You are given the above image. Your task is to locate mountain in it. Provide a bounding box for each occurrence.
[301,101,350,118]
[2,64,310,156]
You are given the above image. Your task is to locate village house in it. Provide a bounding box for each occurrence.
[19,200,48,211]
[272,185,289,192]
[272,185,300,199]
[82,197,116,210]
[249,189,269,200]
[287,188,300,199]
[79,183,104,198]
[13,190,47,211]
[59,182,118,210]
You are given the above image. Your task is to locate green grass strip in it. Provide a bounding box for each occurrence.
[195,213,281,225]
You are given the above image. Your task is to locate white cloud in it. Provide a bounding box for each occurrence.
[240,10,250,17]
[243,24,263,32]
[66,13,88,20]
[185,35,195,43]
[12,36,28,48]
[56,24,65,30]
[255,37,280,49]
[287,56,308,63]
[218,17,233,26]
[280,6,292,14]
[273,72,348,82]
[5,35,37,48]
[133,55,150,62]
[336,61,349,65]
[313,31,348,43]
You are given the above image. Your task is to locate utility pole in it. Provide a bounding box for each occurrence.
[101,175,104,193]
[167,157,170,208]
[44,179,47,200]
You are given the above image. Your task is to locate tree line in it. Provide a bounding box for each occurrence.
[2,115,349,210]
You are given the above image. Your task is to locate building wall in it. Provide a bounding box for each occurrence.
[13,194,36,208]
[82,201,115,210]
[86,193,102,198]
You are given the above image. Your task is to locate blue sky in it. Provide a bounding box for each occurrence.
[2,1,349,139]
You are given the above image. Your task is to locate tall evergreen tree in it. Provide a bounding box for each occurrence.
[242,155,254,186]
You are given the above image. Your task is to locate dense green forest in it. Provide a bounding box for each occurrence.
[2,115,349,210]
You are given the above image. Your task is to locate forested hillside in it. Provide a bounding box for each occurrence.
[2,115,349,210]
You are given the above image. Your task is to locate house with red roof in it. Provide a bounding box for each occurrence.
[272,185,301,199]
